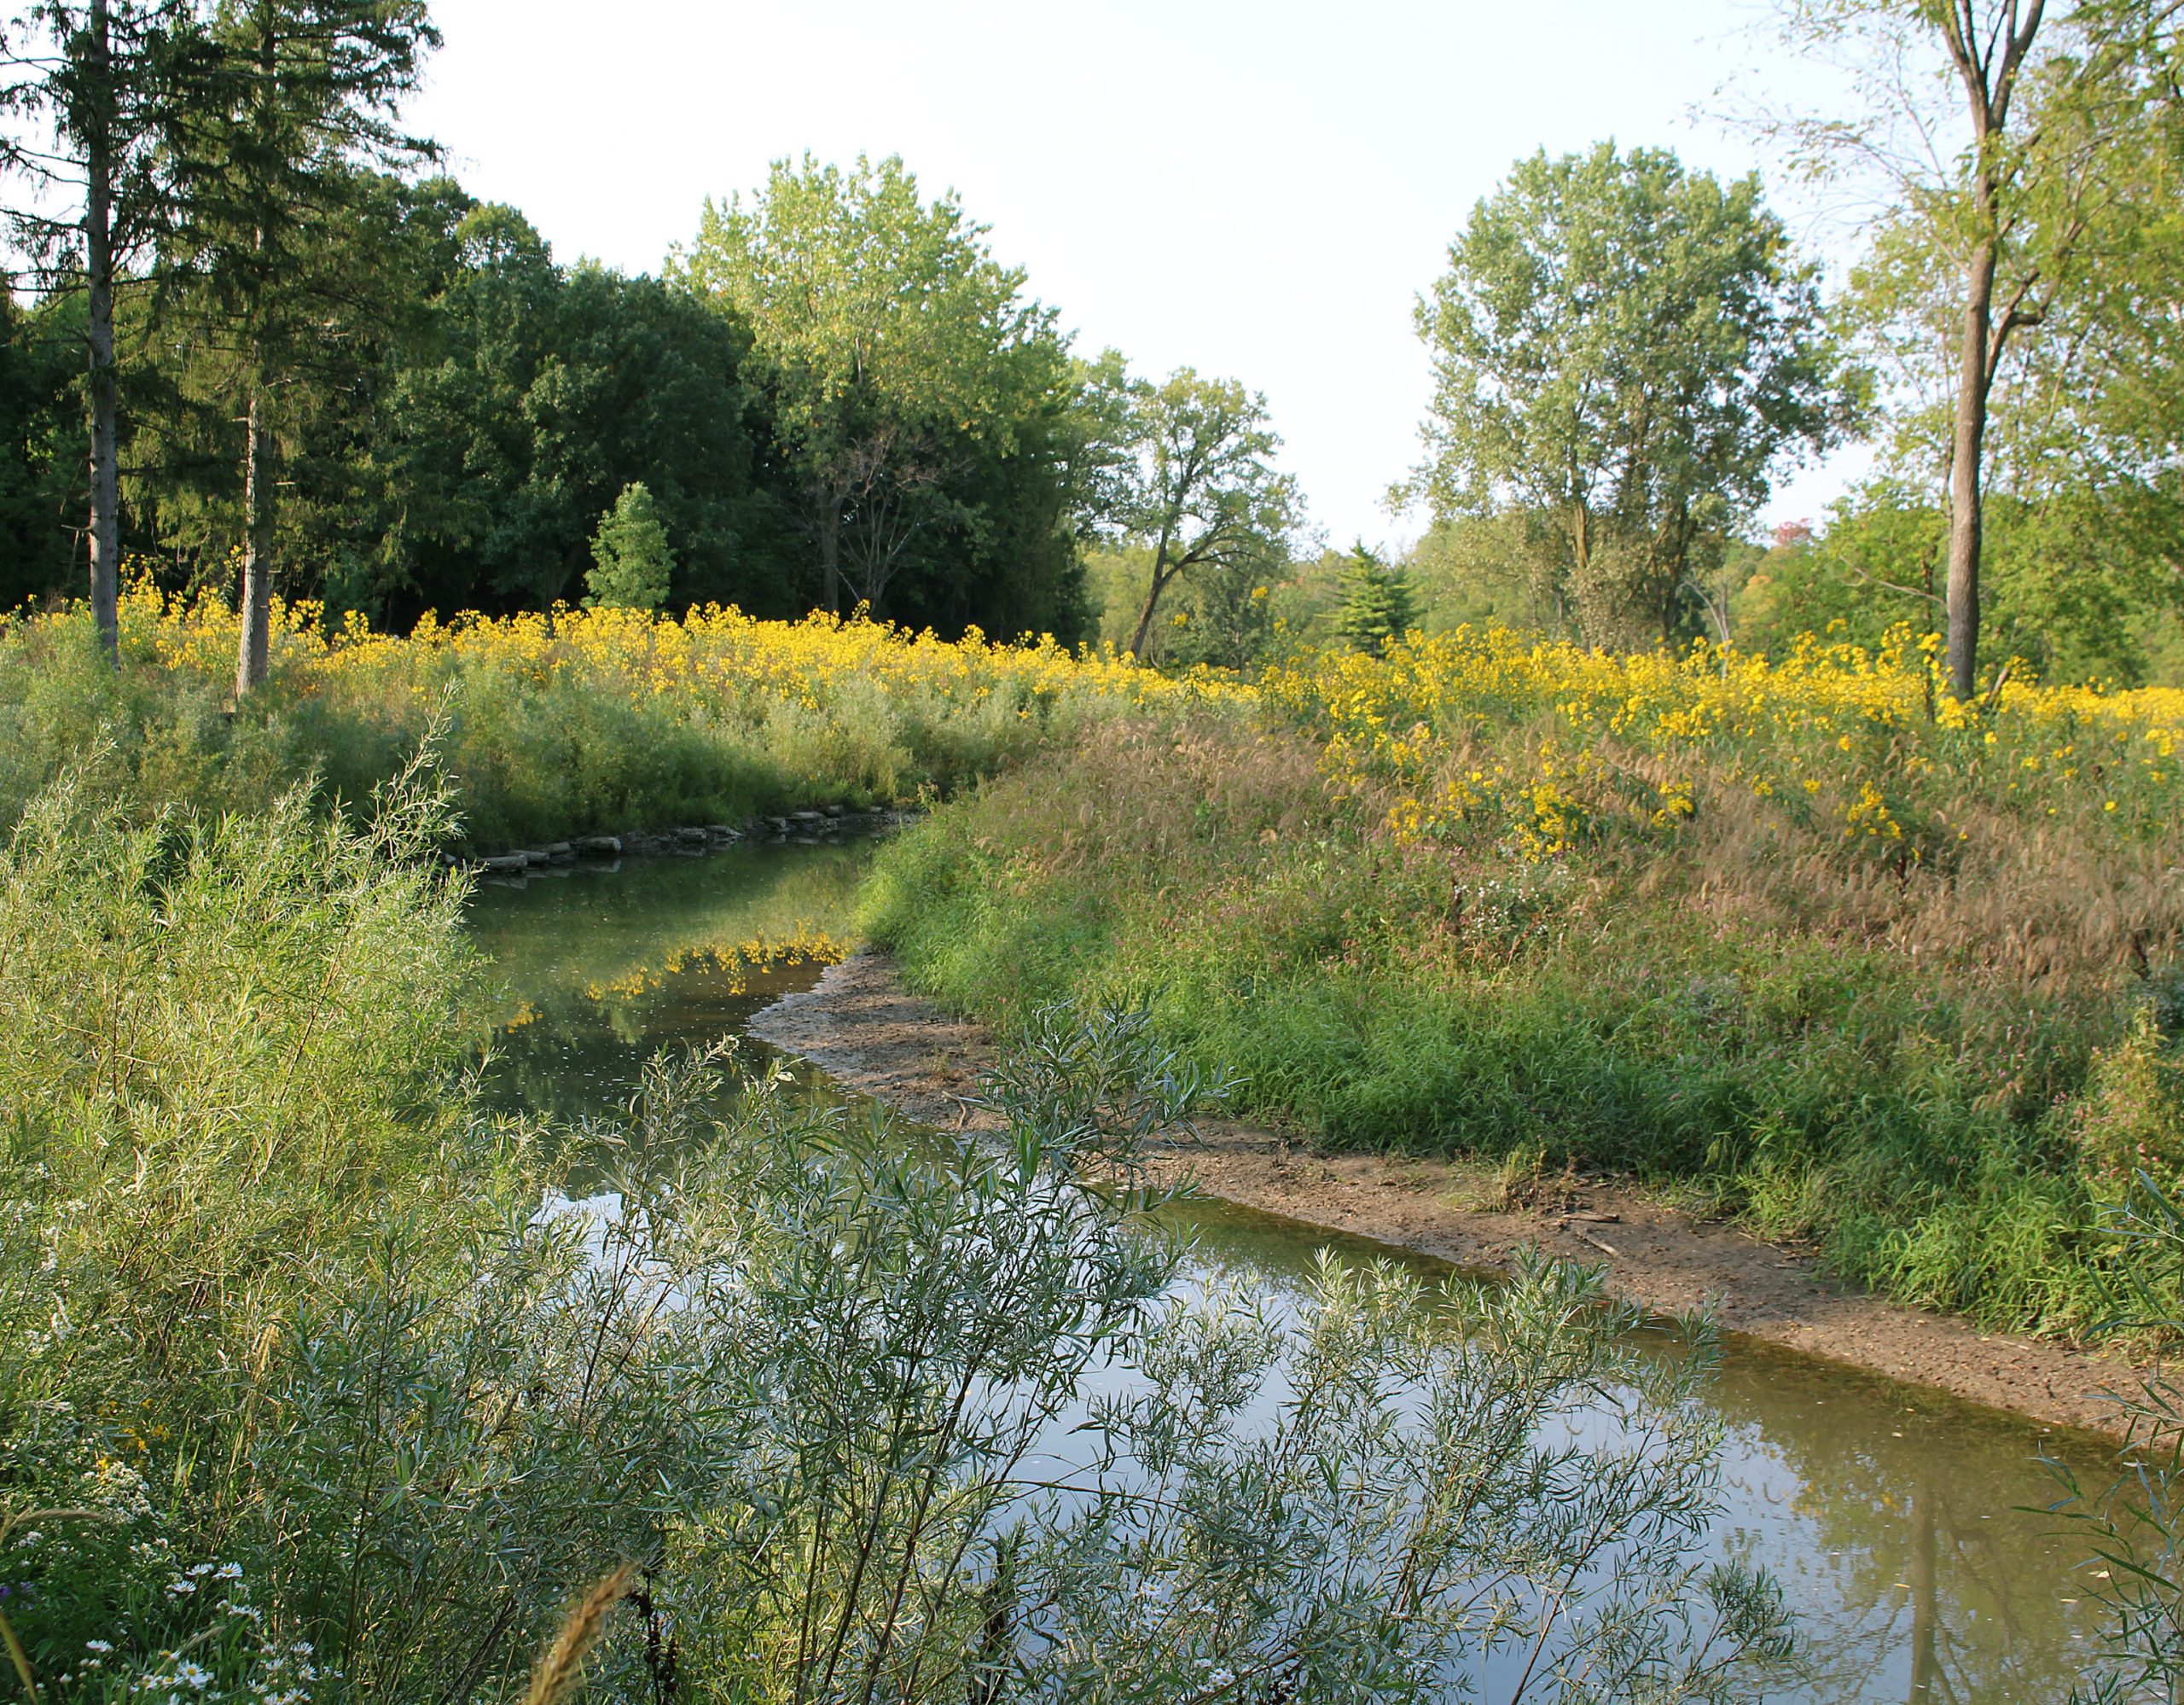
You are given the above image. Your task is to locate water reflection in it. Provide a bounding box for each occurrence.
[466,839,875,1124]
[468,847,2123,1703]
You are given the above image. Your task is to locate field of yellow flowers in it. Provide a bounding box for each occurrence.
[0,585,1236,847]
[867,623,2184,1336]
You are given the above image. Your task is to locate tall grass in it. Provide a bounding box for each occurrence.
[864,625,2184,1335]
[0,584,1233,847]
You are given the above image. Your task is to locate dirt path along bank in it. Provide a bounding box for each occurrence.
[752,950,2140,1443]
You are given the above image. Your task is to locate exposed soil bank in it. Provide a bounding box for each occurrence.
[753,949,2142,1444]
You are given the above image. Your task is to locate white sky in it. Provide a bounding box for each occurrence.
[410,0,1878,550]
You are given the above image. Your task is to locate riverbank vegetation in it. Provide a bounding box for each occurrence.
[866,625,2184,1335]
[0,768,1795,1702]
[0,585,1229,847]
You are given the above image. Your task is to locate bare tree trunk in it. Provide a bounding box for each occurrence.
[234,380,272,696]
[1127,543,1174,660]
[1945,235,1997,702]
[1934,0,2047,701]
[84,0,120,665]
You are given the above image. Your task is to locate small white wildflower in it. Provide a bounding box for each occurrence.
[174,1660,211,1688]
[188,1562,218,1577]
[166,1577,196,1596]
[86,1639,113,1653]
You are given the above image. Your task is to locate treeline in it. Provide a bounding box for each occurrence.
[0,169,1104,642]
[0,4,1296,683]
[5,2,2181,695]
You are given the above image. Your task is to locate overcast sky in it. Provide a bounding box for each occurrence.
[410,0,1873,550]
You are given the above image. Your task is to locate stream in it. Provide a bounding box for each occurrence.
[467,835,2123,1703]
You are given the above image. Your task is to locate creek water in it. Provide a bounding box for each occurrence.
[468,837,2124,1703]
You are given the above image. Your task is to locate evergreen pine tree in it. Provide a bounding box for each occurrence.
[1334,543,1419,657]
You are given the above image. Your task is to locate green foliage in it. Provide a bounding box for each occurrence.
[1333,542,1419,657]
[584,480,674,611]
[1731,480,2184,687]
[0,772,1793,1702]
[680,153,1091,634]
[863,701,2183,1335]
[0,287,86,610]
[2042,1173,2184,1701]
[1104,364,1298,662]
[1784,0,2184,694]
[1414,141,1848,647]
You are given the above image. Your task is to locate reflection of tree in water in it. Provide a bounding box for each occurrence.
[1697,1347,2109,1702]
[1145,1219,2108,1702]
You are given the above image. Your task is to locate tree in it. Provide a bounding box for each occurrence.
[681,154,1060,620]
[158,0,437,695]
[1,0,201,660]
[1109,366,1298,661]
[1333,542,1420,657]
[1414,143,1845,649]
[0,284,89,609]
[583,480,673,610]
[1776,0,2184,698]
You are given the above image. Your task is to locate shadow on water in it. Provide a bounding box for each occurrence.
[467,843,2123,1704]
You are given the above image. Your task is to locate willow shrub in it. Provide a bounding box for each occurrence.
[0,768,1792,1702]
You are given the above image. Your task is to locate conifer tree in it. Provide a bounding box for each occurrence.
[584,481,675,612]
[1334,544,1419,658]
[159,0,436,695]
[2,0,203,662]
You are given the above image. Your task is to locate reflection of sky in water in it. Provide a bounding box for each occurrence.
[470,848,2126,1703]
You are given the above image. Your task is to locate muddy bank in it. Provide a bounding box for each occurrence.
[752,949,2140,1442]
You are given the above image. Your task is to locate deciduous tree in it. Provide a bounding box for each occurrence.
[1110,366,1297,661]
[1776,0,2184,697]
[682,154,1060,620]
[1414,143,1844,649]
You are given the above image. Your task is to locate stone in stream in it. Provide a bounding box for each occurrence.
[574,835,623,858]
[790,810,826,824]
[538,841,576,862]
[703,823,743,843]
[479,852,530,874]
[673,826,709,846]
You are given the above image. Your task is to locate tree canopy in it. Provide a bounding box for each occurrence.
[678,154,1086,631]
[1414,142,1849,649]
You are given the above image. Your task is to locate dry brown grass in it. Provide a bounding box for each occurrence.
[522,1564,635,1705]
